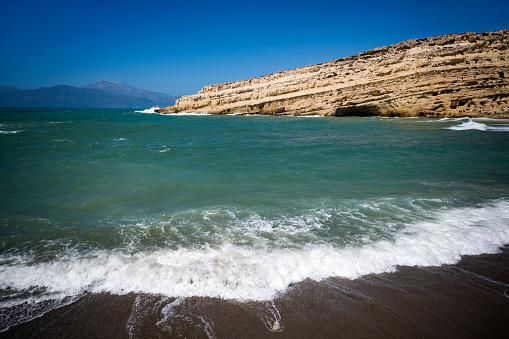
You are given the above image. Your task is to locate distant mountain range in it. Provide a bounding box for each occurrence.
[0,80,180,108]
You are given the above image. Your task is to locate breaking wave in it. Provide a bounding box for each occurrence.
[135,106,160,113]
[1,199,508,309]
[447,118,509,131]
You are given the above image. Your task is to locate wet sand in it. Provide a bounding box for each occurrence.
[2,245,509,338]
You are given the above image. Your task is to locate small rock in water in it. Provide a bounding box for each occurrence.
[272,323,282,331]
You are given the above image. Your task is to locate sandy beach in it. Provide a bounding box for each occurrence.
[3,245,508,338]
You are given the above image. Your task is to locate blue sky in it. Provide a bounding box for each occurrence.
[1,0,508,95]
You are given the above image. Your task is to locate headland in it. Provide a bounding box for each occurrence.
[157,30,509,118]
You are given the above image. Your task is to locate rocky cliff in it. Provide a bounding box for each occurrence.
[158,30,509,118]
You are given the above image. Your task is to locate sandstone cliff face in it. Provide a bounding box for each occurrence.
[158,30,509,118]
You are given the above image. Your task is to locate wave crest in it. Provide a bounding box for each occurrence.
[448,118,509,131]
[135,106,160,113]
[1,200,508,304]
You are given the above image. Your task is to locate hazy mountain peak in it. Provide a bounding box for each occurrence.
[0,80,179,108]
[0,85,23,92]
[82,79,137,92]
[80,80,178,106]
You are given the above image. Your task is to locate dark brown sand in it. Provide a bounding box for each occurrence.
[2,245,509,338]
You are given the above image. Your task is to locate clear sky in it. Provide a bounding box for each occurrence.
[1,0,508,96]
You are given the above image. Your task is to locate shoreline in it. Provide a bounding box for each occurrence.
[2,245,508,338]
[158,111,509,119]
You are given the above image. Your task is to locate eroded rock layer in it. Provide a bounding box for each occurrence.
[158,30,509,117]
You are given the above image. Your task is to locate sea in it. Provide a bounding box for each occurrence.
[1,107,509,333]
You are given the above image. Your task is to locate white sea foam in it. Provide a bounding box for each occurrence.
[0,295,79,332]
[448,118,509,131]
[135,106,160,113]
[226,112,247,116]
[0,130,21,134]
[437,117,466,122]
[474,118,509,122]
[1,200,508,306]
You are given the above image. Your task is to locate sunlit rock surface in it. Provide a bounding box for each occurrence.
[158,30,509,118]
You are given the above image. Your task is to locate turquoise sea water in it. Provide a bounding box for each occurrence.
[1,108,509,330]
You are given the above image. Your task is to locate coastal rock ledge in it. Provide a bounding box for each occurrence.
[158,30,509,118]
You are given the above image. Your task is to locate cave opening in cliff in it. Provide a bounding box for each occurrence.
[333,105,380,117]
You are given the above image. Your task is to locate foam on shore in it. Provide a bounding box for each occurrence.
[1,200,508,309]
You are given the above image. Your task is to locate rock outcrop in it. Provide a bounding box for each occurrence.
[157,30,509,118]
